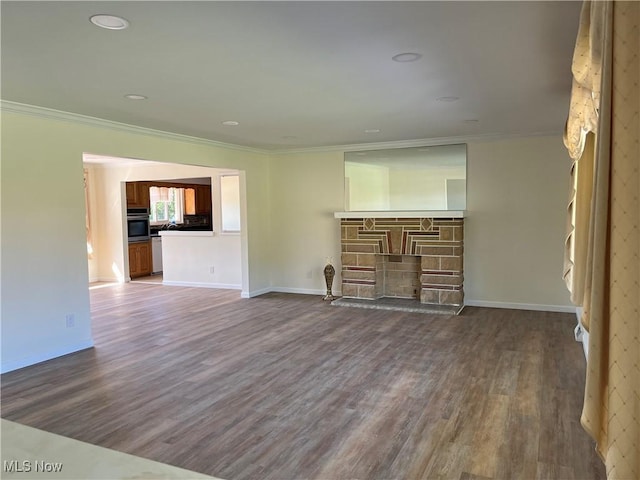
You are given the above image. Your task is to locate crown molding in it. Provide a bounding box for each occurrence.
[1,100,562,157]
[270,130,563,155]
[0,100,267,156]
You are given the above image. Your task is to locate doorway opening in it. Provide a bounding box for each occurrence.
[83,153,247,296]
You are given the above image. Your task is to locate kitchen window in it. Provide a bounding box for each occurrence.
[149,186,185,225]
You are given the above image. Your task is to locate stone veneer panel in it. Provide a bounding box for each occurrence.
[340,217,464,306]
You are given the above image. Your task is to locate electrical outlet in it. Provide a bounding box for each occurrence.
[209,266,215,274]
[65,314,75,328]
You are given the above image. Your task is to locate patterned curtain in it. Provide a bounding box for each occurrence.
[150,186,170,202]
[563,1,605,304]
[564,2,639,478]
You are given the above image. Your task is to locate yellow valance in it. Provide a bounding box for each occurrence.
[563,1,605,160]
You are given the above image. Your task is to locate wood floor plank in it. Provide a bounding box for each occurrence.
[424,441,471,480]
[494,407,540,480]
[464,393,511,478]
[512,349,544,418]
[0,284,606,480]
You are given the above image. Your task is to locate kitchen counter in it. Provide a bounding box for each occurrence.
[159,230,214,237]
[158,231,241,289]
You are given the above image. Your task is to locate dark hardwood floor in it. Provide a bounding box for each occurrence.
[1,283,605,480]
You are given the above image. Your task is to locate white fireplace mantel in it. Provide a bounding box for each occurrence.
[334,210,465,219]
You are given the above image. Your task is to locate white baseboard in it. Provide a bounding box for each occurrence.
[241,287,342,298]
[464,300,577,313]
[0,339,94,374]
[241,287,271,298]
[271,286,327,296]
[161,280,241,290]
[97,276,122,283]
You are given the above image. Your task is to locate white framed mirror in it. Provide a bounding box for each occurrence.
[344,144,467,211]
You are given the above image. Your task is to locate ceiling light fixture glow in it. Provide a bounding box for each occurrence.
[392,52,422,63]
[222,121,240,126]
[364,129,380,133]
[90,14,129,30]
[124,94,147,100]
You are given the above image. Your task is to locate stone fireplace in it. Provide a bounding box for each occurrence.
[336,214,464,307]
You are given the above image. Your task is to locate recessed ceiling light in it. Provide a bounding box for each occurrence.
[436,96,460,102]
[90,14,129,30]
[124,94,147,100]
[364,129,380,133]
[392,52,422,63]
[222,121,240,126]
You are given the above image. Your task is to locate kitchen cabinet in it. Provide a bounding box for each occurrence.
[195,185,212,215]
[126,182,150,209]
[129,241,151,278]
[184,188,196,215]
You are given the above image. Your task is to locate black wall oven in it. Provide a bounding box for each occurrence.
[127,208,150,242]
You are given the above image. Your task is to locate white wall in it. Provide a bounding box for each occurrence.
[268,135,573,310]
[0,110,270,373]
[269,151,345,294]
[464,136,572,310]
[2,114,93,373]
[161,233,241,288]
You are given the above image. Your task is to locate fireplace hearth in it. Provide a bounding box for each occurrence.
[335,213,464,308]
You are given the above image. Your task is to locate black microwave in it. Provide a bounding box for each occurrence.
[127,208,150,242]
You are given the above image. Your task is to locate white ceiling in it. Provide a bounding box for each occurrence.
[1,1,581,151]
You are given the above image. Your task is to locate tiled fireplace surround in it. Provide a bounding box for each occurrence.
[339,216,464,306]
